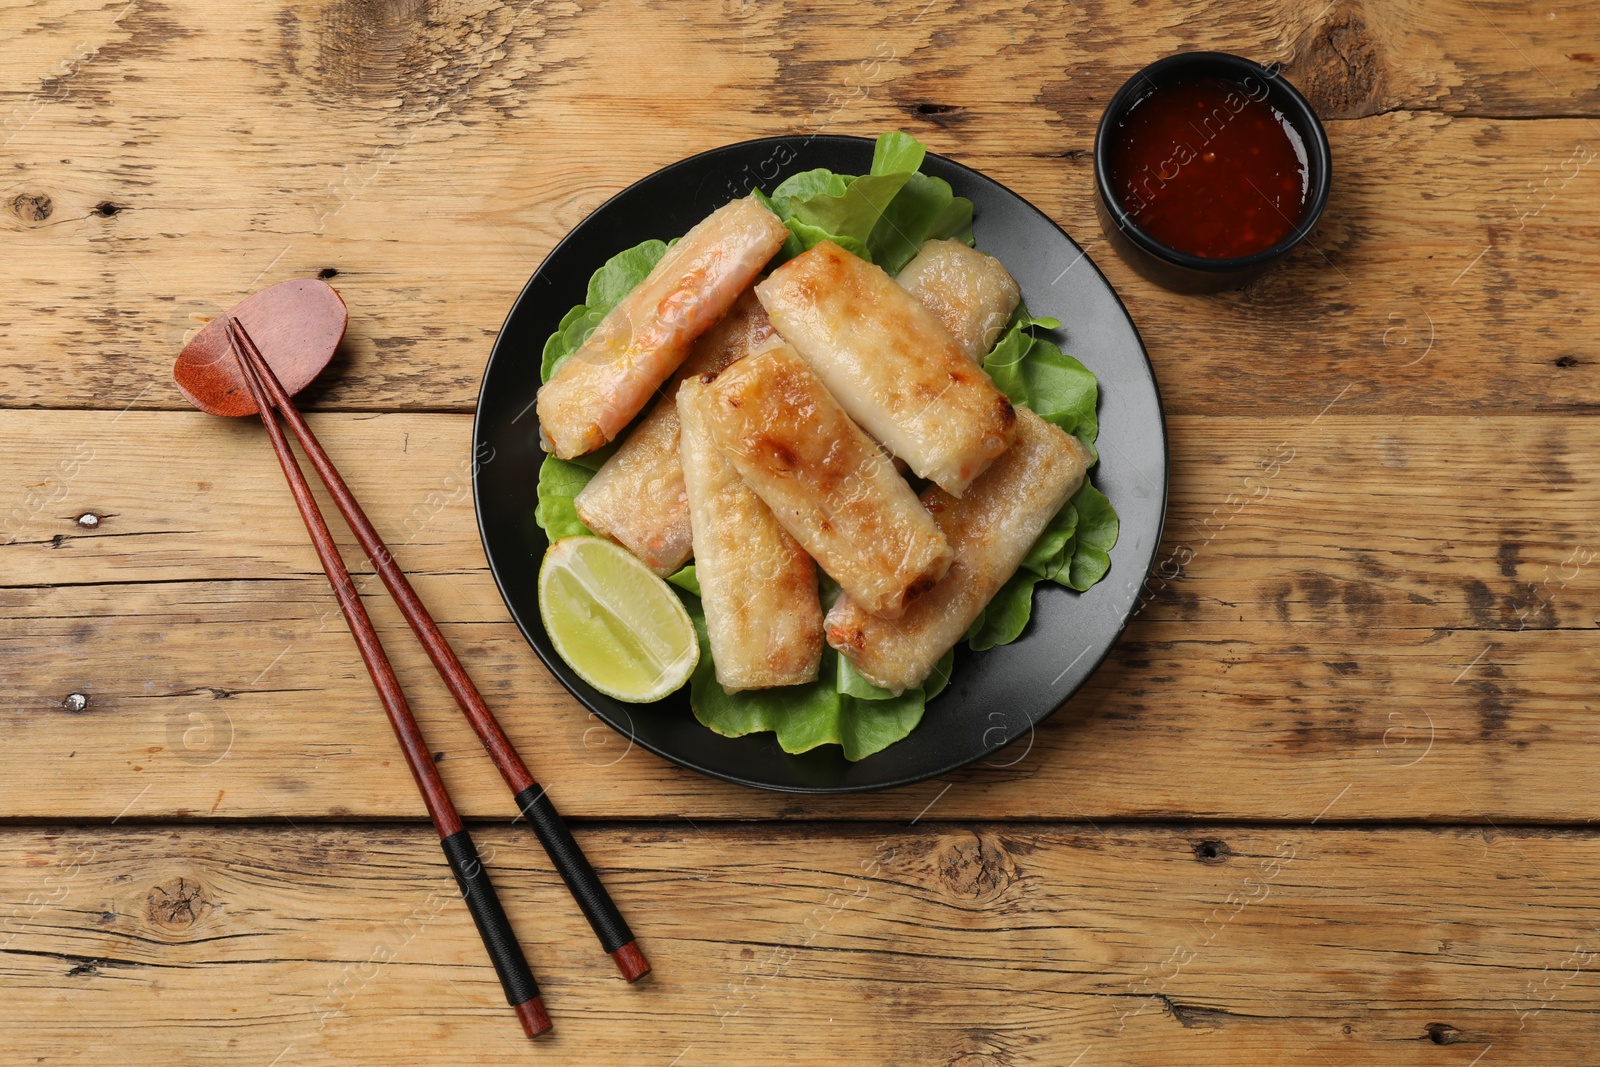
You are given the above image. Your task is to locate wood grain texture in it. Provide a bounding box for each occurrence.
[6,0,1600,1058]
[0,2,1596,414]
[4,823,1600,1065]
[4,410,1596,822]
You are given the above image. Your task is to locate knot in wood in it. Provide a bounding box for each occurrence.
[8,191,53,224]
[1283,7,1386,119]
[146,877,214,931]
[936,832,1015,904]
[1424,1023,1464,1045]
[945,1029,1011,1067]
[946,1056,1002,1067]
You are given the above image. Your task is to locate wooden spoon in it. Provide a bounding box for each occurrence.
[173,278,347,415]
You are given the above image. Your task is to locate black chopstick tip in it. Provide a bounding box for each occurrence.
[612,940,651,983]
[516,995,553,1038]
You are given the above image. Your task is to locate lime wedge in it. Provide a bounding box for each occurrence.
[538,536,698,702]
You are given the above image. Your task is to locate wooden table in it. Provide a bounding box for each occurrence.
[4,0,1598,1062]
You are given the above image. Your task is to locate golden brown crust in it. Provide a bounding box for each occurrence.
[755,240,1017,495]
[700,345,952,620]
[896,238,1023,362]
[678,378,823,690]
[824,409,1093,691]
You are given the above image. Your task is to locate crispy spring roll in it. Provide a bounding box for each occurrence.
[696,345,953,621]
[896,238,1022,362]
[825,409,1093,693]
[537,195,789,459]
[677,378,823,690]
[573,290,776,575]
[755,240,1016,496]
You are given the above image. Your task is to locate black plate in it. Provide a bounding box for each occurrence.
[474,135,1167,794]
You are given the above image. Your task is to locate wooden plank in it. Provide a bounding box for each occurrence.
[2,823,1598,1064]
[7,1,1596,1059]
[4,410,1597,821]
[0,2,1596,414]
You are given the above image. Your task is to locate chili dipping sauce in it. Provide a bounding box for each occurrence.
[1107,76,1310,259]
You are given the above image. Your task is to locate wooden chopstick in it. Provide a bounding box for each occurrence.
[225,319,553,1040]
[226,318,649,983]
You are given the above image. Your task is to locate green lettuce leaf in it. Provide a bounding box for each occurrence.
[664,564,701,597]
[755,131,974,272]
[983,309,1120,592]
[984,309,1099,453]
[867,170,975,275]
[770,169,851,201]
[836,687,927,762]
[838,655,896,700]
[923,648,955,701]
[534,456,596,541]
[587,240,669,308]
[682,588,932,761]
[870,129,928,175]
[964,571,1041,651]
[1022,497,1080,584]
[773,171,913,251]
[1064,482,1118,592]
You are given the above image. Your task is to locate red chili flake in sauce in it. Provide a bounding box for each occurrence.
[1108,76,1310,259]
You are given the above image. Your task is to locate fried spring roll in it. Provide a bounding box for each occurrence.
[825,408,1092,693]
[755,240,1016,496]
[573,290,776,575]
[896,238,1022,362]
[537,195,789,459]
[696,345,953,621]
[677,378,823,690]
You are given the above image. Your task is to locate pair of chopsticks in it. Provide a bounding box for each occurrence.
[225,318,647,1039]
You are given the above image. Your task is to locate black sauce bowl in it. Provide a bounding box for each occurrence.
[1093,51,1332,293]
